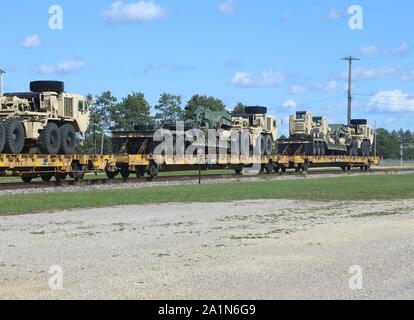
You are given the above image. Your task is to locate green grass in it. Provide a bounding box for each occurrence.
[0,173,413,216]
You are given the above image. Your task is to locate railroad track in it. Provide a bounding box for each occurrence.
[0,167,413,192]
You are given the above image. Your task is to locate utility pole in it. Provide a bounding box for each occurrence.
[342,56,360,126]
[0,69,5,96]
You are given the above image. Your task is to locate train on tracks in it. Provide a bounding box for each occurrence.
[0,81,380,183]
[0,153,380,183]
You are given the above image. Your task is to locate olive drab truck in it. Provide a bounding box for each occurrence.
[0,81,90,154]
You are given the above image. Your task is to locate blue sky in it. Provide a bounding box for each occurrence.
[1,0,413,135]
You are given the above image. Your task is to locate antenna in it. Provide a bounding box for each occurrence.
[341,56,360,126]
[0,69,5,96]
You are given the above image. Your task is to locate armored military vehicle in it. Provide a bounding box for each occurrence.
[232,106,278,155]
[0,81,90,154]
[278,111,373,156]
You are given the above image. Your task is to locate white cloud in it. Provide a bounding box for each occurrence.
[323,8,347,21]
[103,1,167,23]
[394,42,409,54]
[290,85,306,94]
[282,99,297,110]
[313,80,347,93]
[369,90,414,112]
[361,42,410,55]
[401,69,414,81]
[352,66,398,80]
[280,11,290,22]
[218,0,237,15]
[360,45,378,55]
[231,69,284,87]
[22,34,41,48]
[37,60,86,74]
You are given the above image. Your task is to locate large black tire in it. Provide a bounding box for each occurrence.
[38,123,61,154]
[350,119,367,126]
[360,140,371,157]
[245,106,268,115]
[30,81,64,93]
[260,135,266,155]
[60,124,77,154]
[4,119,25,154]
[264,135,273,155]
[347,139,358,156]
[21,175,34,183]
[0,122,5,153]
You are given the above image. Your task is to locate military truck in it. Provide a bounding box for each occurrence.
[111,106,278,156]
[0,81,89,154]
[232,106,278,155]
[278,111,373,156]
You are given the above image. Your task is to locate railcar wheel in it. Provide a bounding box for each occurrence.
[0,122,5,153]
[60,124,77,155]
[70,162,85,182]
[21,175,33,183]
[39,123,61,154]
[147,162,159,178]
[106,170,118,179]
[120,167,130,179]
[5,119,25,154]
[135,166,146,178]
[55,172,67,182]
[40,173,53,182]
[235,168,242,175]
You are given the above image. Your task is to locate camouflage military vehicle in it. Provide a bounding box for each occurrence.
[278,111,374,156]
[232,106,278,155]
[0,81,90,154]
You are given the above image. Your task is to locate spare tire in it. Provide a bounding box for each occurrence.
[30,81,64,93]
[245,106,268,115]
[350,119,367,126]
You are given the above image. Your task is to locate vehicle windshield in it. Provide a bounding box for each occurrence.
[296,112,306,120]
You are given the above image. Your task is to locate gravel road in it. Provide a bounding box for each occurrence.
[0,199,413,300]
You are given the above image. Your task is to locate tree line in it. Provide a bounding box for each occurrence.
[80,90,413,160]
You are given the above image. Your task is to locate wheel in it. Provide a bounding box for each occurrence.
[38,123,61,154]
[120,167,130,179]
[106,170,118,179]
[260,135,266,156]
[30,81,64,93]
[320,142,326,156]
[4,119,25,154]
[264,135,273,155]
[55,172,67,182]
[40,173,53,182]
[235,168,242,175]
[348,140,358,156]
[21,175,33,183]
[280,166,287,173]
[302,161,309,172]
[135,166,146,178]
[70,162,84,182]
[360,141,371,157]
[264,163,273,174]
[147,162,159,178]
[0,122,5,153]
[273,165,280,173]
[60,124,77,155]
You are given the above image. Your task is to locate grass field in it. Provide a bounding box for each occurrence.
[0,173,413,216]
